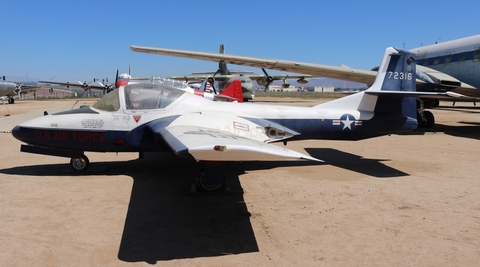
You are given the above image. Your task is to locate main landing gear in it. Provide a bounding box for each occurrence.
[70,154,90,172]
[66,153,229,192]
[417,99,435,128]
[191,161,229,192]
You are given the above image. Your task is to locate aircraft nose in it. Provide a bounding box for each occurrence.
[11,125,29,143]
[11,125,22,140]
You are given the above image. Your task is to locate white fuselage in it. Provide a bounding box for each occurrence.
[411,35,480,89]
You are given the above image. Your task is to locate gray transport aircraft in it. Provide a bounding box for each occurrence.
[39,79,115,95]
[168,44,311,101]
[0,76,20,104]
[130,34,480,127]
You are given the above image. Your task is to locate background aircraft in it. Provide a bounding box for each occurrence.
[0,78,17,104]
[168,45,311,101]
[13,47,447,191]
[0,76,32,104]
[130,34,480,127]
[39,79,115,96]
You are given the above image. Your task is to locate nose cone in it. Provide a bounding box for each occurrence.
[11,125,27,142]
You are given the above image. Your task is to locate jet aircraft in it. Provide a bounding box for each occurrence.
[130,34,480,127]
[12,47,446,191]
[168,45,310,101]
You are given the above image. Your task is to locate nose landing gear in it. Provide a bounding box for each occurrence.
[70,154,90,172]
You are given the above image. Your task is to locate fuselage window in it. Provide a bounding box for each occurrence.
[474,49,480,60]
[445,55,452,63]
[458,52,466,62]
[423,58,428,66]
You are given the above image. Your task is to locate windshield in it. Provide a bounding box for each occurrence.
[124,83,185,110]
[92,89,120,112]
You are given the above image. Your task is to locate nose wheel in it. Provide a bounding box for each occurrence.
[70,155,90,171]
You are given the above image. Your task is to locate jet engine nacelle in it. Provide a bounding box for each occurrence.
[296,78,309,84]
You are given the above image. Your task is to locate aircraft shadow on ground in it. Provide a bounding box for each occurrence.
[304,148,409,178]
[422,122,480,141]
[0,147,408,263]
[434,106,480,114]
[0,154,259,263]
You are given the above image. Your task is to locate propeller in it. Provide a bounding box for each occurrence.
[75,80,93,91]
[206,68,221,94]
[95,76,115,94]
[14,83,24,98]
[261,68,274,92]
[114,69,119,89]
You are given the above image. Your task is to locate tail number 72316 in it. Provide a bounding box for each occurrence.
[388,71,412,80]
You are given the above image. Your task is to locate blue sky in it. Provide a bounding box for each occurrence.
[1,0,479,83]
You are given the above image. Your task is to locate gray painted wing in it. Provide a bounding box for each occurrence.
[130,45,377,84]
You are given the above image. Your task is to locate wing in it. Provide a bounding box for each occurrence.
[38,81,106,90]
[130,45,377,84]
[245,74,311,81]
[168,75,230,82]
[144,112,322,162]
[169,74,311,83]
[130,45,480,98]
[161,125,321,161]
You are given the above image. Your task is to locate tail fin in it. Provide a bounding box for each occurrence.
[366,47,417,119]
[218,44,231,75]
[214,79,243,102]
[316,47,417,118]
[368,47,416,93]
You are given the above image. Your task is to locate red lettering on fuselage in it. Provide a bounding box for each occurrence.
[34,130,106,143]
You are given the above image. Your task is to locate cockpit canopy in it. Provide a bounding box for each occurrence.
[92,83,186,112]
[92,89,120,111]
[125,83,185,110]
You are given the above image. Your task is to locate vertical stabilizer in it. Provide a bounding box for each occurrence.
[368,47,415,92]
[315,47,417,122]
[367,47,417,119]
[218,44,231,75]
[217,79,243,102]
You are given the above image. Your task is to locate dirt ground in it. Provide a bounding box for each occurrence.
[0,98,479,266]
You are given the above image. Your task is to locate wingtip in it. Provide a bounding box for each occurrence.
[302,156,324,162]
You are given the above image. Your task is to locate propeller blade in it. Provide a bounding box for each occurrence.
[262,68,274,92]
[114,69,119,88]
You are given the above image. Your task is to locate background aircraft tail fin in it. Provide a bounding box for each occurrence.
[218,44,231,75]
[214,79,243,102]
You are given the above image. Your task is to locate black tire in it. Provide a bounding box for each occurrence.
[424,110,435,128]
[416,112,425,128]
[8,98,14,104]
[196,173,224,191]
[70,155,90,172]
